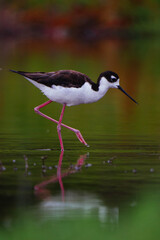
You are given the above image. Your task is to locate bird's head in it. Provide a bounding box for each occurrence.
[99,71,138,104]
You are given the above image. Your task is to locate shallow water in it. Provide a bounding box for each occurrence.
[0,37,160,228]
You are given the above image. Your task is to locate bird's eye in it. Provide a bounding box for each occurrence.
[110,75,117,82]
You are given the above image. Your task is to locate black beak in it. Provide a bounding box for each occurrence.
[118,86,138,104]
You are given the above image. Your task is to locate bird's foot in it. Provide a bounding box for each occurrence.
[75,130,89,147]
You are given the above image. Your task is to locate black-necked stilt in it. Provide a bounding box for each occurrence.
[10,69,137,151]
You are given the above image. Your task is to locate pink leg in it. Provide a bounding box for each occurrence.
[57,104,66,151]
[34,100,89,149]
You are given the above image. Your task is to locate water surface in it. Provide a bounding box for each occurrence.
[0,37,160,228]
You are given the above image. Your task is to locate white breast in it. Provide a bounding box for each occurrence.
[25,77,109,106]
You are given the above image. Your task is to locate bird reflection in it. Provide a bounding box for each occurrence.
[34,152,88,201]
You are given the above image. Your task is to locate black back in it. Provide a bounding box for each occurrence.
[10,69,119,92]
[10,70,98,90]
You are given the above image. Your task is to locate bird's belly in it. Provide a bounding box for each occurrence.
[43,86,85,106]
[41,83,106,106]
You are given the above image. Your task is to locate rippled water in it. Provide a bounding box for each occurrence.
[0,38,160,228]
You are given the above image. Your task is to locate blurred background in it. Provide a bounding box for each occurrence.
[0,1,160,239]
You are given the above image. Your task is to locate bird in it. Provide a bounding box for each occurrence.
[10,69,137,151]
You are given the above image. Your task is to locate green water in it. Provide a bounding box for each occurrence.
[0,38,160,229]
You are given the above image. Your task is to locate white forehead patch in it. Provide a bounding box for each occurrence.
[111,75,117,80]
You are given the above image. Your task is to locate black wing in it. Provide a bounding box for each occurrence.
[10,70,98,89]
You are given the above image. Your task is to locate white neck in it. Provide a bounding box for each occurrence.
[98,77,114,97]
[95,76,119,100]
[85,77,111,104]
